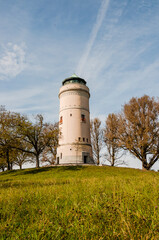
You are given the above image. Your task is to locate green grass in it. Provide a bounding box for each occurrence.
[0,165,159,240]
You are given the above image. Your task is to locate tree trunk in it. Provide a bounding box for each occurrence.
[36,154,40,168]
[6,149,10,170]
[97,153,100,165]
[97,145,100,165]
[111,148,115,166]
[142,159,148,170]
[20,164,22,170]
[142,165,147,171]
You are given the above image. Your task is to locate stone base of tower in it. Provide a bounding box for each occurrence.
[56,144,94,165]
[56,155,94,165]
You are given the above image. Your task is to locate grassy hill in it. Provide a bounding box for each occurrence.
[0,165,159,240]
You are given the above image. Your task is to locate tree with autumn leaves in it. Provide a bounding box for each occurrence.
[17,114,58,168]
[0,109,25,170]
[104,113,125,166]
[118,95,159,170]
[0,108,59,170]
[104,95,159,170]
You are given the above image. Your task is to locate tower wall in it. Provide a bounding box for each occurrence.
[56,81,93,164]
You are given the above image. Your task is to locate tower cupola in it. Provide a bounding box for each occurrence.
[62,74,86,86]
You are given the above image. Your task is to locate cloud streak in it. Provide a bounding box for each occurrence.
[0,43,26,80]
[76,0,110,75]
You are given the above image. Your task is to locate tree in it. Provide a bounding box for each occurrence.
[104,113,125,166]
[0,108,59,170]
[41,122,59,165]
[13,150,33,169]
[118,95,159,170]
[0,147,7,171]
[90,118,103,165]
[0,110,25,170]
[18,115,59,168]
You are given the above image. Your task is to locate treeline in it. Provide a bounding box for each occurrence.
[0,106,58,171]
[91,95,159,170]
[1,95,159,171]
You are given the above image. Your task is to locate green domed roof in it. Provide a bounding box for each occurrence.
[70,73,79,78]
[62,74,86,86]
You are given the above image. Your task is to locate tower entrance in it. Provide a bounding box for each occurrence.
[84,156,87,164]
[82,152,89,164]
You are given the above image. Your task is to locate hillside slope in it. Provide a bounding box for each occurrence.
[0,166,159,240]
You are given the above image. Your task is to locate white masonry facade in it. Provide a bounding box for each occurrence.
[56,74,93,164]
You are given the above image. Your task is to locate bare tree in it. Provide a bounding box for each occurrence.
[118,95,159,170]
[104,113,125,166]
[90,118,103,165]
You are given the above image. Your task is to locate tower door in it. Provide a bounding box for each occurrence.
[82,152,89,164]
[84,156,87,164]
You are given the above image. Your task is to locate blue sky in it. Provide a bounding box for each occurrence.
[0,0,159,169]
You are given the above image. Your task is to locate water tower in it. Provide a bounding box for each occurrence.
[56,74,93,164]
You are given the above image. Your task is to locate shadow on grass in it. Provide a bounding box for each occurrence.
[0,165,87,177]
[20,165,86,175]
[21,167,55,175]
[0,167,54,176]
[58,165,86,171]
[0,169,19,175]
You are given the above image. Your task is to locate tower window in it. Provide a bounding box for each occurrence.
[60,153,62,159]
[70,114,72,116]
[87,138,88,143]
[78,137,81,141]
[59,116,63,124]
[81,114,86,122]
[83,138,85,142]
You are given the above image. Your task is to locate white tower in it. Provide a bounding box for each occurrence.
[56,74,93,164]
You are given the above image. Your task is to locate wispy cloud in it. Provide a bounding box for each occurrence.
[0,43,26,80]
[80,0,159,118]
[0,81,59,121]
[0,87,44,107]
[0,0,159,123]
[76,0,110,75]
